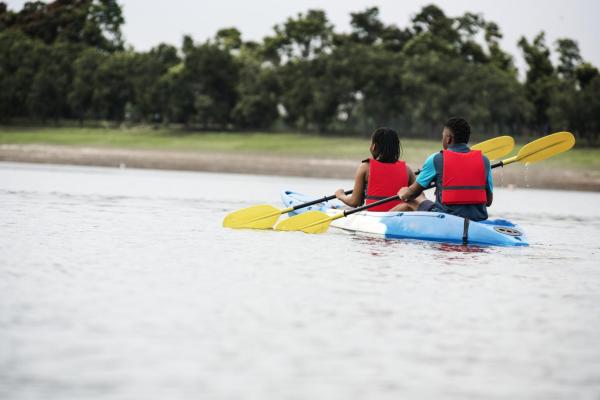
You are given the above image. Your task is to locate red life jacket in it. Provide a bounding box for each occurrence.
[365,159,408,211]
[441,150,487,205]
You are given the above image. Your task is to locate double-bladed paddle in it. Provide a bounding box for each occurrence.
[222,189,352,230]
[275,132,575,234]
[223,135,515,229]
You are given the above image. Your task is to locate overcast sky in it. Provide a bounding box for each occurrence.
[6,0,600,74]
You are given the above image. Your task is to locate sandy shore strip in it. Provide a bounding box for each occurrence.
[1,144,599,191]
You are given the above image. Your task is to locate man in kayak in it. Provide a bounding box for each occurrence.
[393,117,493,221]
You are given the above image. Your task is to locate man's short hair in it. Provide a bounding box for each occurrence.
[445,117,471,144]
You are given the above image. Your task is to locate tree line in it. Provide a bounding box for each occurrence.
[1,1,599,144]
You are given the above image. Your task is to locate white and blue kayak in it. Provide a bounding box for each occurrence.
[281,190,528,247]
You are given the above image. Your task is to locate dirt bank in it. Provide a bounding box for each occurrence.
[1,144,599,191]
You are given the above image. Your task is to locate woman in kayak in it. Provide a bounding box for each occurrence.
[335,127,425,211]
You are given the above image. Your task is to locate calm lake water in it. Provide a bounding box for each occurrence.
[1,162,600,400]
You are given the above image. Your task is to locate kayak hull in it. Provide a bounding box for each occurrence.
[281,190,528,247]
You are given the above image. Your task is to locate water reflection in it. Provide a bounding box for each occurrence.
[351,235,490,258]
[433,243,489,254]
[350,234,424,257]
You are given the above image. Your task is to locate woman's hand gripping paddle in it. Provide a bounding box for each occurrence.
[275,132,574,234]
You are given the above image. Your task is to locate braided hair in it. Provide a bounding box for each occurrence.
[445,117,471,144]
[371,127,402,163]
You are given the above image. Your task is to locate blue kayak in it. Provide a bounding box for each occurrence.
[281,190,528,247]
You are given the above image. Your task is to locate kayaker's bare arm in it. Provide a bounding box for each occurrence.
[336,163,368,207]
[398,181,426,202]
[391,178,427,212]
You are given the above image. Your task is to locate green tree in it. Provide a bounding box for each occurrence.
[181,36,239,127]
[349,7,384,45]
[0,30,39,120]
[518,32,556,132]
[232,43,279,129]
[86,0,124,51]
[93,51,135,121]
[27,41,79,121]
[555,38,582,81]
[129,43,180,122]
[271,9,334,61]
[215,27,242,51]
[549,43,600,144]
[484,22,514,73]
[0,0,123,51]
[155,63,194,124]
[576,62,599,88]
[69,47,108,122]
[455,12,488,63]
[347,7,411,52]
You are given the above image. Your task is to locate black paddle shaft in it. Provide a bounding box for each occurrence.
[291,190,352,211]
[343,195,401,216]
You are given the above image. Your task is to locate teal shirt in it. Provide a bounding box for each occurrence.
[417,147,493,191]
[416,144,493,221]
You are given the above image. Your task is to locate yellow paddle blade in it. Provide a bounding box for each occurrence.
[223,205,284,229]
[275,210,334,234]
[515,131,575,165]
[471,135,515,160]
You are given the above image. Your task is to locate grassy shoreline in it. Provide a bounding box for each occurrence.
[1,126,598,170]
